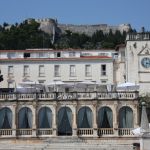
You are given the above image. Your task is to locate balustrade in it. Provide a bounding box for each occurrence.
[77,128,93,136]
[37,93,55,100]
[0,129,13,136]
[17,93,36,100]
[0,128,136,138]
[118,128,133,136]
[17,129,32,136]
[37,128,53,135]
[0,92,138,101]
[97,128,114,136]
[77,92,96,99]
[0,93,16,100]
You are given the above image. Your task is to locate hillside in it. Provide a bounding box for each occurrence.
[0,19,130,50]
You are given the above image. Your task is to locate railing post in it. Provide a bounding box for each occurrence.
[114,128,119,136]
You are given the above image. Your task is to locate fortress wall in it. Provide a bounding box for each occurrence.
[32,18,131,36]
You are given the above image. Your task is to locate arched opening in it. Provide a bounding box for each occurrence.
[78,106,93,128]
[38,107,52,128]
[98,106,113,128]
[57,106,72,136]
[119,106,133,128]
[0,107,12,129]
[18,107,32,128]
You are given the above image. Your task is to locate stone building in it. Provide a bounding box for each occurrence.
[116,32,150,94]
[0,32,150,149]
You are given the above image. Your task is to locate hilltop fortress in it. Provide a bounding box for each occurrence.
[27,18,131,36]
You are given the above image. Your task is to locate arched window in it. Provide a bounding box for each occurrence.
[78,106,93,128]
[18,107,32,128]
[119,106,133,128]
[0,107,12,129]
[98,106,113,128]
[38,107,52,128]
[58,106,72,136]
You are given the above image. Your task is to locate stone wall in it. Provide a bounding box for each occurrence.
[29,18,131,36]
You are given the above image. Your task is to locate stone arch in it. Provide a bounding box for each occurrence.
[77,106,93,128]
[98,106,113,128]
[0,107,12,129]
[57,106,72,136]
[119,106,133,128]
[38,106,52,128]
[18,107,32,128]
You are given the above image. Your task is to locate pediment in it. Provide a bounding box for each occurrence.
[138,46,150,55]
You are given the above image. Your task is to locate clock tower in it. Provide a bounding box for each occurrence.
[125,32,150,94]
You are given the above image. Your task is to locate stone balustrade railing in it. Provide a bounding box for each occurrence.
[118,128,134,136]
[77,128,94,136]
[0,92,138,101]
[16,129,33,136]
[0,128,135,138]
[0,129,13,136]
[37,128,53,135]
[97,128,114,136]
[17,93,36,100]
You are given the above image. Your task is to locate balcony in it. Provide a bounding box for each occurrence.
[0,128,135,138]
[0,91,138,101]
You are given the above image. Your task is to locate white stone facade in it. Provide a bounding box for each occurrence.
[0,49,115,88]
[115,33,150,94]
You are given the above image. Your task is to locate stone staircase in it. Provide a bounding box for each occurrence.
[43,136,134,150]
[0,137,135,150]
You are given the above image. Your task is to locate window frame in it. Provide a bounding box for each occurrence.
[8,66,14,76]
[101,64,107,76]
[70,65,76,77]
[85,64,92,77]
[54,65,60,77]
[39,65,45,77]
[23,65,30,77]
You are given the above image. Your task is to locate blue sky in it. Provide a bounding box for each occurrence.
[0,0,150,31]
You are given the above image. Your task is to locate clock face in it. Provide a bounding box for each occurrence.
[141,57,150,68]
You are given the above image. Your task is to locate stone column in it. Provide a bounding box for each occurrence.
[133,105,138,128]
[12,104,16,137]
[113,102,118,136]
[93,104,98,137]
[72,104,77,136]
[52,104,57,136]
[32,104,37,137]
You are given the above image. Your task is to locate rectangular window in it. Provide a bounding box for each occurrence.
[7,53,16,59]
[69,52,76,57]
[85,65,91,77]
[8,66,14,76]
[24,53,30,58]
[24,65,30,77]
[39,52,47,58]
[101,64,106,76]
[39,65,45,77]
[70,65,76,77]
[54,65,60,77]
[54,52,61,58]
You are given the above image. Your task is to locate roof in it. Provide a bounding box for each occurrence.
[0,48,115,53]
[0,56,112,62]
